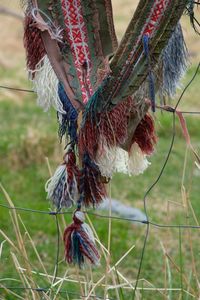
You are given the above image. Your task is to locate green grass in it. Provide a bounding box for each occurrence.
[0,64,200,299]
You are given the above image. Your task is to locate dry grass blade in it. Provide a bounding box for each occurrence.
[45,156,53,177]
[0,229,19,252]
[11,252,34,300]
[0,240,6,258]
[0,183,40,299]
[18,214,51,283]
[52,269,69,300]
[85,243,136,299]
[164,252,196,296]
[86,214,109,257]
[115,270,135,291]
[181,148,200,293]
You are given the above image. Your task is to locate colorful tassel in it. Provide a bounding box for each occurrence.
[160,23,188,99]
[30,56,66,114]
[63,210,100,267]
[24,14,46,74]
[131,114,157,155]
[79,153,107,207]
[45,148,79,209]
[79,96,133,159]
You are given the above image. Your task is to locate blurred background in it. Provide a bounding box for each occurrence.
[0,1,200,299]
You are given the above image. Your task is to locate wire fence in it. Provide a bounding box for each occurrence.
[0,62,200,299]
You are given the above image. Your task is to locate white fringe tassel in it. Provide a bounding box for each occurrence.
[96,141,150,178]
[45,164,66,200]
[45,162,79,208]
[28,55,65,114]
[76,211,96,244]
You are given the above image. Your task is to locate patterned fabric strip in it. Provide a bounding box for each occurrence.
[143,0,171,36]
[62,0,93,104]
[110,0,172,100]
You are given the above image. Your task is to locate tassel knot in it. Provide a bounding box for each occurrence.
[45,148,79,209]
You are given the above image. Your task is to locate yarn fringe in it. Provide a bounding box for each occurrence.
[131,114,157,155]
[24,14,46,73]
[96,141,150,178]
[78,153,107,207]
[63,211,100,268]
[29,55,66,114]
[79,97,133,158]
[79,101,156,180]
[160,23,188,99]
[79,105,156,178]
[45,149,79,209]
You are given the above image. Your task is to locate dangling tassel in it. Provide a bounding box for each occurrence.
[79,96,133,159]
[80,153,107,207]
[160,23,188,99]
[24,14,46,75]
[143,34,156,112]
[45,147,79,209]
[95,139,150,178]
[63,210,100,268]
[131,113,157,155]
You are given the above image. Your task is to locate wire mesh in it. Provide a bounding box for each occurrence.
[0,63,200,299]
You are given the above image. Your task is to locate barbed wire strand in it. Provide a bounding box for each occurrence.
[1,202,200,229]
[0,63,199,299]
[0,84,200,115]
[0,85,35,93]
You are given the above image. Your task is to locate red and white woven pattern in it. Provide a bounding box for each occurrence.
[62,0,93,103]
[111,0,172,98]
[144,0,171,36]
[131,0,172,59]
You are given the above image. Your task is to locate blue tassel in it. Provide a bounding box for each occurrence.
[161,23,188,99]
[57,82,78,142]
[143,34,156,112]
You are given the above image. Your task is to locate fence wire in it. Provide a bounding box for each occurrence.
[0,63,200,299]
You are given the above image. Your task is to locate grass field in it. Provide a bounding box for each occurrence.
[0,1,200,299]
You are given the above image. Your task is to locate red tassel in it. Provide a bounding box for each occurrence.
[131,113,157,155]
[79,97,133,158]
[24,15,46,73]
[63,211,100,267]
[80,153,107,207]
